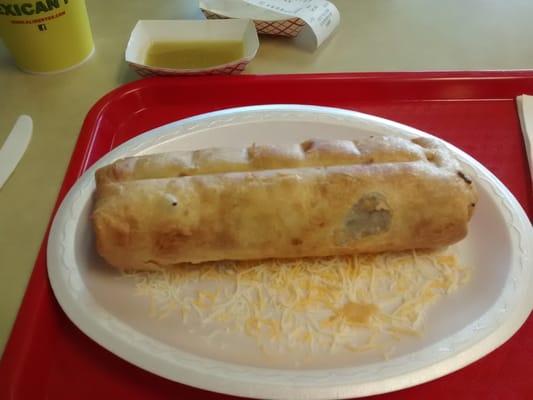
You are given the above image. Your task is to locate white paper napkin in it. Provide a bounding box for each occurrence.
[515,95,533,181]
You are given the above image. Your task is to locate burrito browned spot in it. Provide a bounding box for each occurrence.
[92,137,477,270]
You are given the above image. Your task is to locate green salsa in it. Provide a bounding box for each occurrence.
[144,40,244,69]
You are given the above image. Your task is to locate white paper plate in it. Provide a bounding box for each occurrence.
[47,105,533,399]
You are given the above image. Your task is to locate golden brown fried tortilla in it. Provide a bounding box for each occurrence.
[92,137,477,270]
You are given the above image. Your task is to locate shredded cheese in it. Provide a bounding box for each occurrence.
[124,249,471,356]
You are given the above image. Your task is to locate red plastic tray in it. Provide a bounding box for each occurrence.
[1,72,532,400]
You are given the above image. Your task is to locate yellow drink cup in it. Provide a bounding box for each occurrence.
[0,0,94,73]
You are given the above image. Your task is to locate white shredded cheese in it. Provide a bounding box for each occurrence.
[123,249,471,356]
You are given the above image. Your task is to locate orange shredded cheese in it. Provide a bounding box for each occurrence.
[124,249,470,355]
